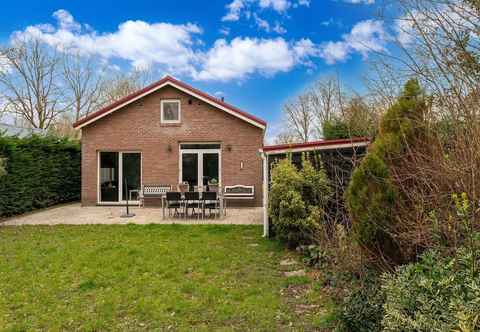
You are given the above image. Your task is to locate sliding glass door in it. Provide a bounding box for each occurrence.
[99,152,141,203]
[100,152,119,202]
[122,153,141,201]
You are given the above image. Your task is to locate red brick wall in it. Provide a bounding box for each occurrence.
[80,85,265,206]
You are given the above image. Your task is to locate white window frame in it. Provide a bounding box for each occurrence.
[178,143,222,190]
[161,99,181,124]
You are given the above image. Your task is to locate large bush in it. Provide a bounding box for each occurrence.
[382,244,480,331]
[345,79,426,263]
[0,134,81,217]
[269,157,331,248]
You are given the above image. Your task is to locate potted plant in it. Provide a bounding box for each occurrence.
[178,181,189,192]
[208,178,219,192]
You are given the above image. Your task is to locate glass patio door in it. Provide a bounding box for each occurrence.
[181,153,199,190]
[180,144,220,190]
[99,152,141,203]
[202,153,219,187]
[122,153,141,201]
[100,152,119,202]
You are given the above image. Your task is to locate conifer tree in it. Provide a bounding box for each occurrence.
[346,79,426,263]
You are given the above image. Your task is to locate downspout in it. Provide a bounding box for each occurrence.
[261,151,269,238]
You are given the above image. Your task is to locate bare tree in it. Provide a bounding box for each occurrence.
[62,52,104,121]
[282,94,315,143]
[309,75,346,132]
[274,130,298,144]
[278,74,378,143]
[0,39,66,129]
[363,61,403,112]
[99,68,157,104]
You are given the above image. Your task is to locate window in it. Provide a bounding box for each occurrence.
[161,100,181,123]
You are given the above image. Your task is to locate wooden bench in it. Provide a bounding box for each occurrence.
[139,184,171,207]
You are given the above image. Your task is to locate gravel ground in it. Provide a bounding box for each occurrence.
[1,203,264,226]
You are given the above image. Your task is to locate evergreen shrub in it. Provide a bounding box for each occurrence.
[0,134,81,217]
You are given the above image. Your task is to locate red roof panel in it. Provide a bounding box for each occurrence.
[262,137,370,153]
[73,75,267,129]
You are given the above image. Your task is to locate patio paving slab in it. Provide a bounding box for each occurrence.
[1,203,263,226]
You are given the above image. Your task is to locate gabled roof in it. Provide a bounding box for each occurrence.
[262,137,370,155]
[73,75,267,130]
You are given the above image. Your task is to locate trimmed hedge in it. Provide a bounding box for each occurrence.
[0,135,81,217]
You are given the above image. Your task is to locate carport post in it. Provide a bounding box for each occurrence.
[261,151,269,238]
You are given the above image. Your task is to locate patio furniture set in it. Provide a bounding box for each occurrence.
[138,184,255,219]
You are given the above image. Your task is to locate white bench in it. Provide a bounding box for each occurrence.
[139,184,171,207]
[222,185,255,216]
[223,185,255,200]
[223,184,255,199]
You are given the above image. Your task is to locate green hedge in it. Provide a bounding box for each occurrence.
[0,135,81,217]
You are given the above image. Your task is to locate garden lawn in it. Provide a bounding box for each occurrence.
[0,225,331,331]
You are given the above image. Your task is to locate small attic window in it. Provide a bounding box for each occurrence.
[161,100,181,124]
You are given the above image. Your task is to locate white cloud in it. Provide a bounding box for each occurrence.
[259,0,291,12]
[392,3,478,48]
[319,19,386,63]
[52,9,81,31]
[0,53,11,74]
[343,0,374,4]
[253,14,287,34]
[254,14,271,32]
[12,9,203,74]
[293,38,318,60]
[296,0,310,7]
[222,0,308,21]
[9,9,391,83]
[222,0,246,21]
[219,27,231,36]
[273,22,287,34]
[194,37,315,81]
[395,15,415,46]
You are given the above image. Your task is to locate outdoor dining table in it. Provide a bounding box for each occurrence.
[161,191,225,219]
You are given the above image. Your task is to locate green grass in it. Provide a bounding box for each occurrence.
[0,225,332,331]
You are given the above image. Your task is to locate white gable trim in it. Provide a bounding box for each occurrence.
[75,81,266,130]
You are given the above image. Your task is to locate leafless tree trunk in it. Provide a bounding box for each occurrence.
[309,75,346,132]
[99,68,156,105]
[271,130,296,144]
[278,74,378,143]
[0,39,66,129]
[282,94,315,143]
[62,52,104,121]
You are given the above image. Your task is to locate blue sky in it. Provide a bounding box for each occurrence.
[0,0,393,139]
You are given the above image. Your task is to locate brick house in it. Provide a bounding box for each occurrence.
[73,76,266,207]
